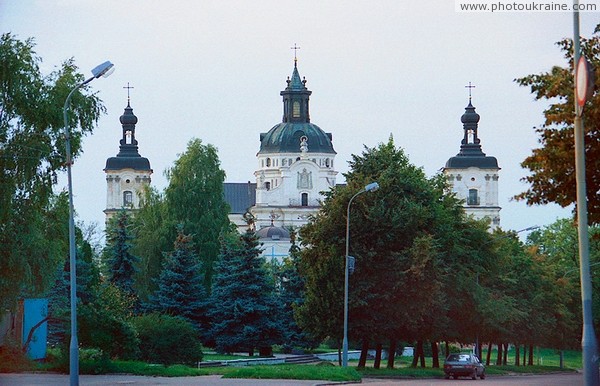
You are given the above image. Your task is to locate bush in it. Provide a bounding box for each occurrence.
[132,313,203,366]
[0,344,35,372]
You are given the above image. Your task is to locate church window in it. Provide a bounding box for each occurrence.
[289,158,293,165]
[293,101,300,118]
[467,189,479,206]
[123,191,133,206]
[125,130,133,144]
[325,158,330,167]
[282,159,287,166]
[265,181,271,191]
[266,158,271,167]
[301,193,308,206]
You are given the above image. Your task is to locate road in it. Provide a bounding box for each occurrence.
[0,372,583,385]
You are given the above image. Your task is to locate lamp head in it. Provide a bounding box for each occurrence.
[91,61,115,79]
[365,182,379,192]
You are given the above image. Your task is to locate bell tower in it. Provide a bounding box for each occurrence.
[443,89,501,230]
[104,87,152,223]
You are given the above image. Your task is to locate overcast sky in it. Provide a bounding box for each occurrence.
[2,1,597,237]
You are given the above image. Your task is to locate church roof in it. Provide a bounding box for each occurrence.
[258,61,336,155]
[256,225,290,240]
[445,100,499,169]
[259,122,335,154]
[105,101,152,171]
[224,182,256,214]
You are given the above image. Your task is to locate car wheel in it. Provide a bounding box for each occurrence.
[471,370,477,380]
[444,374,450,379]
[480,371,486,380]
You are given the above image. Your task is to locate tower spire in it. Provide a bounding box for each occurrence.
[465,81,475,103]
[290,43,300,66]
[123,82,134,105]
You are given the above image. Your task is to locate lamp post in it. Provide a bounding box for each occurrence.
[63,60,114,386]
[342,181,379,367]
[572,6,599,385]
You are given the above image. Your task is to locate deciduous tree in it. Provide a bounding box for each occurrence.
[515,25,600,224]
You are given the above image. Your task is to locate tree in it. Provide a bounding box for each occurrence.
[515,24,600,224]
[163,138,232,287]
[132,139,232,298]
[208,228,283,355]
[104,210,139,305]
[272,229,319,351]
[296,138,489,362]
[145,226,209,330]
[0,33,106,311]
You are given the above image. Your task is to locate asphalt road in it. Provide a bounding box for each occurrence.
[0,372,584,386]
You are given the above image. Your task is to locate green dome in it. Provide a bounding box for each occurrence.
[259,122,335,154]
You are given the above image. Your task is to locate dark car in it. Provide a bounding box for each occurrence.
[443,353,485,380]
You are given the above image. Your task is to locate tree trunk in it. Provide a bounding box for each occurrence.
[514,343,520,366]
[358,338,369,369]
[411,341,419,368]
[387,339,397,369]
[431,341,439,368]
[503,343,508,365]
[374,343,382,369]
[522,344,527,366]
[338,346,342,367]
[496,342,503,365]
[249,347,254,357]
[486,342,492,366]
[559,350,564,369]
[445,341,450,358]
[528,344,534,366]
[416,340,426,368]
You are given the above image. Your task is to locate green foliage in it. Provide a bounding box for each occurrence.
[297,138,490,347]
[163,138,232,287]
[515,24,600,224]
[221,364,361,382]
[132,312,203,366]
[145,226,209,330]
[0,33,106,310]
[272,229,319,351]
[132,139,232,299]
[208,229,284,354]
[77,283,140,360]
[104,210,139,302]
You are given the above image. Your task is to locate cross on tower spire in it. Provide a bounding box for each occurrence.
[290,43,301,65]
[465,81,475,102]
[123,82,134,103]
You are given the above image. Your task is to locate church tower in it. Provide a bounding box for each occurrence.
[250,58,338,230]
[443,97,501,230]
[104,97,152,222]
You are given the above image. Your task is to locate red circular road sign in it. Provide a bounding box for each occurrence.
[576,56,594,108]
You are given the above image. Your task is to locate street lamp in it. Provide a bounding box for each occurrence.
[342,181,379,367]
[572,6,599,385]
[63,60,114,386]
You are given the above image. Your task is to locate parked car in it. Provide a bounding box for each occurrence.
[443,353,485,380]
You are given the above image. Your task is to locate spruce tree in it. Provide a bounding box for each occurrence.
[105,210,139,301]
[146,226,208,330]
[208,229,283,355]
[277,229,318,351]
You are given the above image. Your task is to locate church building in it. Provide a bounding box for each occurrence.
[104,98,153,222]
[443,96,501,230]
[224,59,338,258]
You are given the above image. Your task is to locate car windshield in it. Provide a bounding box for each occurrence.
[446,354,471,362]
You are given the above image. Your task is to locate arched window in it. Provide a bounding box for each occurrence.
[123,191,133,206]
[301,193,308,206]
[467,189,479,206]
[266,158,271,167]
[293,101,300,118]
[325,158,330,167]
[265,182,271,191]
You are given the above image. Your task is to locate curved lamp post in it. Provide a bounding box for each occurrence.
[342,181,379,367]
[63,60,114,386]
